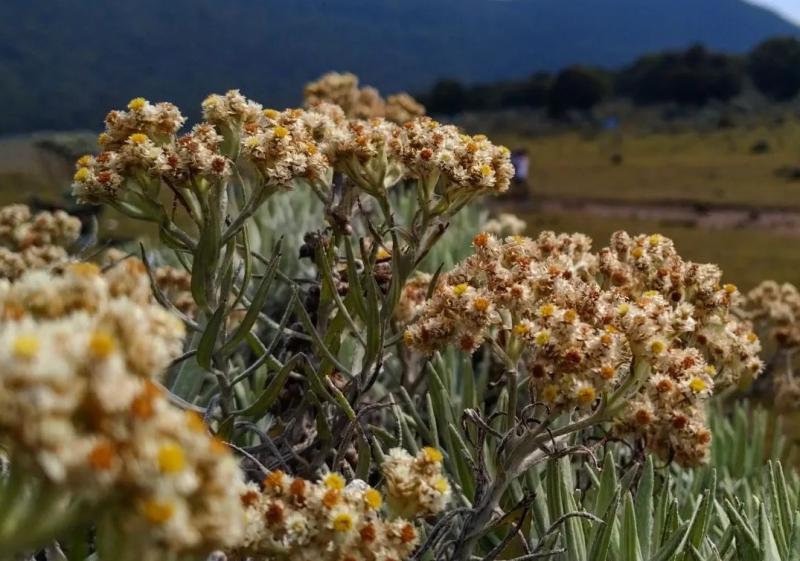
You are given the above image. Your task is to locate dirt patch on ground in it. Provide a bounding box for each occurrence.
[523,194,800,237]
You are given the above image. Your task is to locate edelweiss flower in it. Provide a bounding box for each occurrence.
[0,265,244,556]
[0,204,81,280]
[234,470,421,561]
[405,231,763,466]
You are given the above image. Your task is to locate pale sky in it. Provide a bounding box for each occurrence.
[747,0,800,25]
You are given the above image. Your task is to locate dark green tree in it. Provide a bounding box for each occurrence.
[426,79,467,115]
[618,44,743,105]
[548,66,612,115]
[748,37,800,100]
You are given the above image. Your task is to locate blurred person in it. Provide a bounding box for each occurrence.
[510,148,530,198]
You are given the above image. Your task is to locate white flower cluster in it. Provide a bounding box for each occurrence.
[234,470,420,561]
[0,264,245,555]
[304,72,426,124]
[483,212,527,237]
[72,85,513,219]
[381,447,452,519]
[741,280,800,349]
[404,231,763,465]
[395,272,433,326]
[0,204,81,280]
[739,280,800,413]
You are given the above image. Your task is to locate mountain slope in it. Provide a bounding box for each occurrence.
[0,0,797,133]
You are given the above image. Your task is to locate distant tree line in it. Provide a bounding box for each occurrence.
[422,36,800,116]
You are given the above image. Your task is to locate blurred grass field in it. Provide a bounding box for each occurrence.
[499,117,800,207]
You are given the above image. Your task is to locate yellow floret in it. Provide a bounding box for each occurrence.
[141,498,175,524]
[364,488,383,510]
[88,331,116,359]
[576,384,596,406]
[479,164,493,177]
[12,335,39,359]
[185,410,206,432]
[76,155,93,167]
[263,108,279,119]
[128,133,149,144]
[538,303,555,317]
[649,339,666,355]
[617,303,630,317]
[723,283,737,294]
[434,477,450,494]
[563,309,577,323]
[421,446,444,463]
[324,473,346,491]
[534,330,551,346]
[514,323,530,336]
[647,234,662,246]
[157,443,186,473]
[73,167,91,182]
[332,512,354,532]
[127,97,147,111]
[631,246,644,258]
[452,283,468,296]
[273,126,289,139]
[689,377,708,393]
[704,365,717,377]
[542,384,559,403]
[473,297,490,312]
[403,330,415,346]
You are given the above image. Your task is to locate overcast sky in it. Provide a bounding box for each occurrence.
[747,0,800,25]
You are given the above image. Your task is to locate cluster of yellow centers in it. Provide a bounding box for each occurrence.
[420,447,450,494]
[453,283,468,297]
[129,133,149,144]
[141,498,176,524]
[688,377,708,393]
[534,330,551,346]
[421,446,444,463]
[158,442,187,473]
[473,297,490,312]
[88,331,116,359]
[576,385,597,406]
[127,97,147,111]
[73,167,91,183]
[11,334,39,359]
[538,303,555,317]
[650,339,667,355]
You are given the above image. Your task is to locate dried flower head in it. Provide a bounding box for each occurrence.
[0,266,244,555]
[405,231,763,466]
[234,472,419,561]
[381,447,452,518]
[0,204,81,280]
[304,72,425,124]
[395,272,433,326]
[740,280,800,349]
